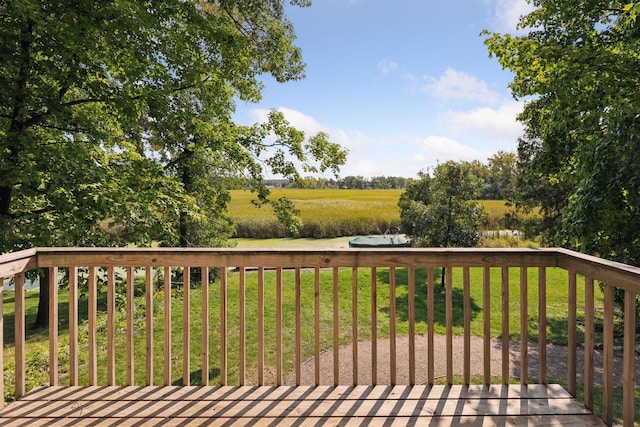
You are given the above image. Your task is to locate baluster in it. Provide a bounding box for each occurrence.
[295,267,302,386]
[408,266,416,386]
[69,266,78,386]
[371,267,378,385]
[275,267,282,386]
[602,284,614,425]
[446,266,453,385]
[483,266,491,385]
[568,271,577,395]
[220,267,228,386]
[183,267,191,386]
[501,266,509,384]
[623,289,636,426]
[14,272,25,398]
[238,267,245,386]
[463,267,471,386]
[427,267,435,385]
[107,267,116,385]
[583,277,594,410]
[257,267,263,386]
[164,266,172,386]
[314,267,321,385]
[146,266,154,386]
[202,267,210,386]
[538,267,547,384]
[520,267,528,385]
[333,267,339,385]
[50,267,59,386]
[352,267,358,386]
[126,266,134,385]
[390,266,397,385]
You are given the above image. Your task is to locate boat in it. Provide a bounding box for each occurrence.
[348,226,411,248]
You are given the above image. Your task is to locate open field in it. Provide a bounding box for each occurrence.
[229,189,529,239]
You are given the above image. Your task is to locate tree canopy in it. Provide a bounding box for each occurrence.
[0,0,346,253]
[399,161,485,249]
[484,1,640,265]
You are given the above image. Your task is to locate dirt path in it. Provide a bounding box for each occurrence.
[284,334,638,387]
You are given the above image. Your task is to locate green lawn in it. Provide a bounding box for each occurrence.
[4,266,608,393]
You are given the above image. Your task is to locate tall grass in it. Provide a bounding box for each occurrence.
[229,189,534,238]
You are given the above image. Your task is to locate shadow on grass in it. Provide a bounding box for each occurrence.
[175,367,222,386]
[377,267,482,329]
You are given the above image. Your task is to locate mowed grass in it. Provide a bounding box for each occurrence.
[4,266,610,393]
[229,189,524,238]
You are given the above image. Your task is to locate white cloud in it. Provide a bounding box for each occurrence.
[440,99,524,141]
[249,106,370,155]
[418,136,488,162]
[419,68,502,106]
[249,107,325,135]
[378,59,398,76]
[490,0,536,33]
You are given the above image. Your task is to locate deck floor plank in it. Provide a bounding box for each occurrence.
[0,384,606,426]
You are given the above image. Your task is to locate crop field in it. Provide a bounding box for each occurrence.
[229,189,527,239]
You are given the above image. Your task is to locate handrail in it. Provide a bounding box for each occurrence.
[0,247,638,426]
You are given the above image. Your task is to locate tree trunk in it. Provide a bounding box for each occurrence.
[32,269,50,329]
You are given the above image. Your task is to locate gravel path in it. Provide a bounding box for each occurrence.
[284,334,638,387]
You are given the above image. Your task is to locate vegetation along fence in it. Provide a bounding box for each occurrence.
[0,247,638,425]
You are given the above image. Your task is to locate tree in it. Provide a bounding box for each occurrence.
[1,0,346,327]
[399,161,485,284]
[484,1,640,266]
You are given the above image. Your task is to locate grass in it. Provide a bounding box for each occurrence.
[4,267,609,386]
[228,189,536,238]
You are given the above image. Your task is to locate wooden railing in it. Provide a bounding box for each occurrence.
[0,247,638,426]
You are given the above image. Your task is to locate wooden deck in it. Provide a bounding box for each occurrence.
[0,384,605,426]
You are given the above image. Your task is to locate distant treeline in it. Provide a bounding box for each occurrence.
[259,152,516,200]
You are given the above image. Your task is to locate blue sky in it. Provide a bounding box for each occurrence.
[234,0,535,178]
